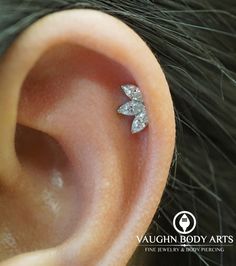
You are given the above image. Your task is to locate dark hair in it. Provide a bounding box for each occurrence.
[0,1,235,265]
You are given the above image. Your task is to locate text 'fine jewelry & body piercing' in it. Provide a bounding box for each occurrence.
[117,84,149,134]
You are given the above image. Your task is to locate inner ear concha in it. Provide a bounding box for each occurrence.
[0,124,79,262]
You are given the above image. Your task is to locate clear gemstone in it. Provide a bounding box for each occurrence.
[118,84,149,134]
[117,101,145,116]
[121,84,143,102]
[131,110,148,134]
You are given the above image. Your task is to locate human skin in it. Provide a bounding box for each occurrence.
[0,10,175,266]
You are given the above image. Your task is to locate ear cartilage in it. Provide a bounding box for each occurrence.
[117,84,149,134]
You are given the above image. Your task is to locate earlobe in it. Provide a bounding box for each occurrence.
[0,10,175,266]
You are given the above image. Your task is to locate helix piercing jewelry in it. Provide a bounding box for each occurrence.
[117,84,149,134]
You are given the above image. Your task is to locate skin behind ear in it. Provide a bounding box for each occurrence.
[0,10,175,266]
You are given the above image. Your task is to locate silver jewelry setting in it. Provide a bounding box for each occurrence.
[117,84,149,134]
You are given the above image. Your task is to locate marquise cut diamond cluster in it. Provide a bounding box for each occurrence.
[117,84,149,134]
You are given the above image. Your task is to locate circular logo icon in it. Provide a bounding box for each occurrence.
[173,211,196,234]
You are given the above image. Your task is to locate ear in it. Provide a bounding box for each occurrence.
[0,10,175,266]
